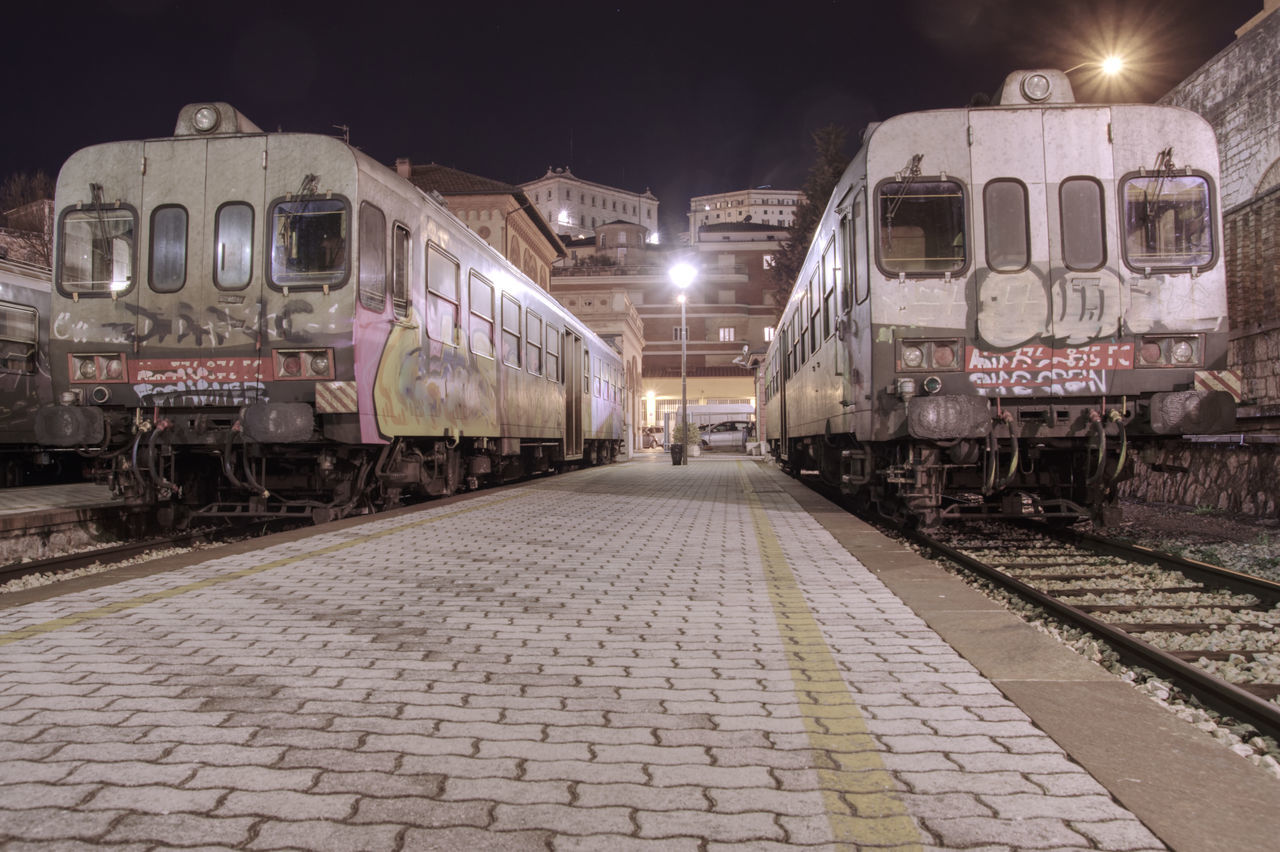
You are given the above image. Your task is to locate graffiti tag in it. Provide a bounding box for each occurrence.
[966,342,1133,396]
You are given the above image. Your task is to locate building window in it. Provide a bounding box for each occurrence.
[719,327,735,342]
[673,326,687,341]
[764,326,775,342]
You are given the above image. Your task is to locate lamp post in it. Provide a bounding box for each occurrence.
[669,262,697,465]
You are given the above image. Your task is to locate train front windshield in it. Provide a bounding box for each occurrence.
[270,199,348,288]
[1121,175,1213,270]
[877,180,966,275]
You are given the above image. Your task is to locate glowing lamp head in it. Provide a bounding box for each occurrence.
[669,262,697,290]
[1101,55,1124,75]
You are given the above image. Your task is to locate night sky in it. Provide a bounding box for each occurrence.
[2,0,1263,238]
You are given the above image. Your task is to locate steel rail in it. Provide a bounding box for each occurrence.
[915,528,1280,742]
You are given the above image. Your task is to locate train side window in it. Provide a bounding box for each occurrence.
[1120,173,1214,271]
[149,205,187,293]
[269,197,348,289]
[983,179,1030,272]
[215,202,253,290]
[59,206,137,295]
[876,178,966,276]
[822,237,836,338]
[594,357,601,397]
[526,310,543,376]
[469,273,495,359]
[808,270,821,351]
[0,302,37,374]
[358,203,386,311]
[392,224,410,318]
[545,325,561,381]
[501,294,521,367]
[1059,177,1106,271]
[425,243,460,346]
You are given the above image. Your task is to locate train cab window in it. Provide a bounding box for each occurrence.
[358,203,386,311]
[392,224,410,319]
[269,197,348,289]
[0,302,37,374]
[501,294,521,367]
[876,179,966,276]
[1060,177,1106,271]
[425,244,460,346]
[149,205,187,293]
[1120,173,1214,271]
[469,273,495,359]
[983,179,1030,272]
[59,207,137,294]
[215,202,253,289]
[526,310,543,376]
[545,326,561,381]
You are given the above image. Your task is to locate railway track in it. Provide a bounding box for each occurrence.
[916,520,1280,742]
[0,522,285,587]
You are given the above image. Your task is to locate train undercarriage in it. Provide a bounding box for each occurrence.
[778,424,1132,529]
[79,418,620,528]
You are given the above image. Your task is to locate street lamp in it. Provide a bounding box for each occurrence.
[669,262,697,465]
[1064,55,1124,75]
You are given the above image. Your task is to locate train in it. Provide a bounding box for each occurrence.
[33,102,624,526]
[761,70,1237,526]
[0,257,76,486]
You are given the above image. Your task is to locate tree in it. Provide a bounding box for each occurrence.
[0,170,55,267]
[768,125,849,306]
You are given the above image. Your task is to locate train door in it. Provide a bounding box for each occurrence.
[778,323,789,459]
[203,136,268,381]
[1041,108,1123,392]
[136,139,209,381]
[564,329,583,457]
[968,110,1055,395]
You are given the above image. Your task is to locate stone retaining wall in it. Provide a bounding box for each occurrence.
[1119,440,1279,518]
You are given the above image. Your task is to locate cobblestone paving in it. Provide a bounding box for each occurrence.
[0,457,1165,850]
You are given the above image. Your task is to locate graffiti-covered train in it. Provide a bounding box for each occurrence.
[761,70,1238,526]
[0,257,75,486]
[34,102,623,526]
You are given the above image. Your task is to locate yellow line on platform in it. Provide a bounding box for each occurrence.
[0,493,531,647]
[739,464,922,850]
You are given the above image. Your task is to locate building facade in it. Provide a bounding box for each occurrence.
[395,159,565,290]
[550,218,786,433]
[1159,1,1280,407]
[521,167,659,244]
[687,187,802,241]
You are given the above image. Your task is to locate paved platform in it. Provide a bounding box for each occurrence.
[0,455,1277,850]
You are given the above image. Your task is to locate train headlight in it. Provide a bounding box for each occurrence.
[902,346,925,369]
[1171,340,1195,363]
[77,358,97,380]
[1021,73,1052,102]
[193,105,220,132]
[309,354,330,376]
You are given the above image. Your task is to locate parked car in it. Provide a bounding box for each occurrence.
[700,420,754,450]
